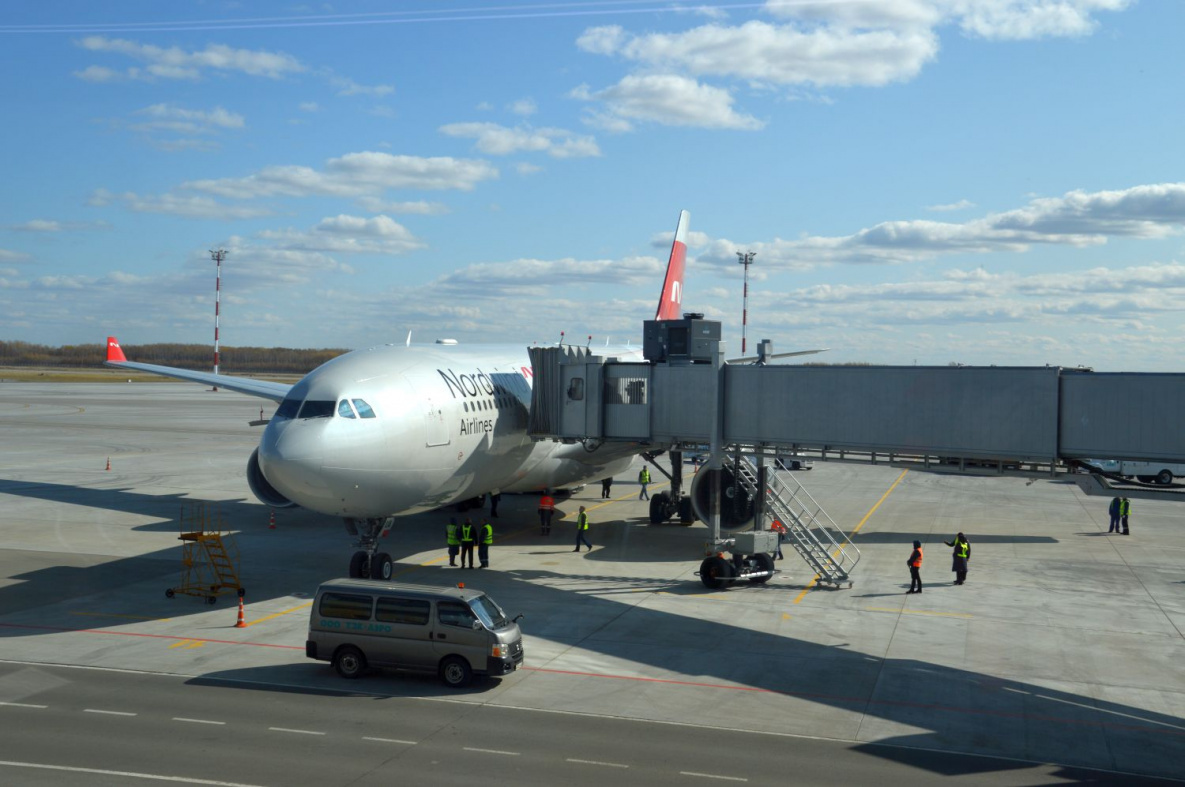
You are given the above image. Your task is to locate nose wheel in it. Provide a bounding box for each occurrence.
[345,517,395,579]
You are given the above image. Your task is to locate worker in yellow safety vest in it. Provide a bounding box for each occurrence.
[478,520,493,568]
[574,505,592,552]
[446,517,460,567]
[459,518,476,569]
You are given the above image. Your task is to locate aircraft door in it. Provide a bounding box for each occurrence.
[425,398,450,447]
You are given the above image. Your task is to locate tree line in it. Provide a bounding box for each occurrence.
[0,341,347,375]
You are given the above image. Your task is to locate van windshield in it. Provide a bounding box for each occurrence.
[469,594,508,629]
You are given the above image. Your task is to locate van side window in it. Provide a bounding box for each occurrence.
[319,592,373,621]
[376,597,429,625]
[437,600,477,628]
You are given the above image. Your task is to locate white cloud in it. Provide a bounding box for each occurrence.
[130,103,246,134]
[0,249,31,263]
[509,98,537,116]
[439,122,601,158]
[579,21,938,88]
[515,163,543,176]
[183,152,499,199]
[331,75,394,96]
[355,198,450,215]
[258,215,426,256]
[73,65,121,82]
[10,219,109,232]
[101,191,274,220]
[696,183,1185,270]
[927,199,976,211]
[75,36,306,80]
[299,102,320,113]
[575,74,763,130]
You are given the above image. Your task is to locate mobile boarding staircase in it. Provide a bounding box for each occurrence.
[698,455,859,589]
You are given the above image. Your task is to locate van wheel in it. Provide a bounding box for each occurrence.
[440,656,472,688]
[333,646,366,679]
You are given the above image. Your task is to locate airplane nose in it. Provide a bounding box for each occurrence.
[258,418,337,511]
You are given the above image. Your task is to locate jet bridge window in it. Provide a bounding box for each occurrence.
[299,400,335,419]
[338,400,357,419]
[605,376,647,405]
[318,592,373,621]
[352,399,376,418]
[567,377,585,401]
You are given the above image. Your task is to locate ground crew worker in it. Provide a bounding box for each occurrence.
[459,517,476,568]
[538,491,555,535]
[601,477,612,498]
[574,505,592,552]
[906,540,923,594]
[638,466,651,500]
[446,516,460,566]
[770,520,786,561]
[478,519,493,568]
[1121,497,1131,535]
[1108,496,1121,533]
[943,532,970,585]
[489,492,501,518]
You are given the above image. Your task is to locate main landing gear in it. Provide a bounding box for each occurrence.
[344,517,395,580]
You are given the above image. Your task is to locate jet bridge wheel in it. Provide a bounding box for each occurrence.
[699,556,736,590]
[748,553,775,584]
[1157,469,1174,485]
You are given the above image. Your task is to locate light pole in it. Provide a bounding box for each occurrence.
[736,251,756,355]
[210,249,227,390]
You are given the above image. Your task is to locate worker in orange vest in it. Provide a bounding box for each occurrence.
[906,540,923,594]
[538,490,556,535]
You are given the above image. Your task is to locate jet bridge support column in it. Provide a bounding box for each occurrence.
[695,340,777,589]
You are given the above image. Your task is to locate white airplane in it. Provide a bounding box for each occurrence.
[105,210,692,580]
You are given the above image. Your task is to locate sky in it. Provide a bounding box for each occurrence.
[2,0,1183,371]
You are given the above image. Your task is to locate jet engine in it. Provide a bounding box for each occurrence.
[247,447,297,508]
[689,464,754,531]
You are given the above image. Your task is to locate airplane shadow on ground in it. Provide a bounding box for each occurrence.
[186,564,1185,783]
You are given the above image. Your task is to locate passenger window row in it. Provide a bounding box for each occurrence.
[318,592,475,628]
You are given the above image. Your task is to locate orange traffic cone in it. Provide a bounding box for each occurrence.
[268,510,276,530]
[234,596,247,628]
[105,457,110,471]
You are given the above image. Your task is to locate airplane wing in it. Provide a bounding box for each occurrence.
[104,336,292,402]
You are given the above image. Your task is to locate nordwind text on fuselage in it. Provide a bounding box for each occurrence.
[438,367,507,437]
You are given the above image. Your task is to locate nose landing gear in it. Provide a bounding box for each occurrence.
[344,517,395,580]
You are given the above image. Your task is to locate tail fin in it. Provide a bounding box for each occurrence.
[654,209,690,321]
[106,336,127,363]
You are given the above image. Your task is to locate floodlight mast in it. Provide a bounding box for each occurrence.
[736,251,756,355]
[210,249,227,391]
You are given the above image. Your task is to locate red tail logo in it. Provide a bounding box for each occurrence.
[106,336,127,363]
[655,210,689,321]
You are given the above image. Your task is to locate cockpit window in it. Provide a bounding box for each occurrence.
[352,399,376,418]
[299,400,335,419]
[338,400,356,419]
[275,396,301,420]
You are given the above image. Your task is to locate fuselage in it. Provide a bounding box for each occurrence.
[257,342,640,518]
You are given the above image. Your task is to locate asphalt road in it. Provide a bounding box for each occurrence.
[0,662,1178,787]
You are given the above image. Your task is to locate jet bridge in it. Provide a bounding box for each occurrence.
[528,316,1185,589]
